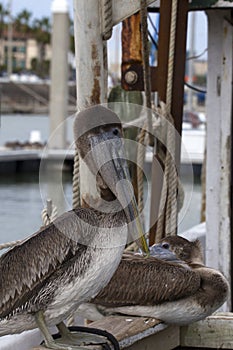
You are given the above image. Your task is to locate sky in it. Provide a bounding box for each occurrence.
[1,0,74,19]
[0,1,208,63]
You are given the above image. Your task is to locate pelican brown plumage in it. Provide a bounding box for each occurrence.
[78,236,229,325]
[0,105,148,349]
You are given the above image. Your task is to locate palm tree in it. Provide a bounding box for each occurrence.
[0,3,9,69]
[32,17,51,77]
[14,9,32,35]
[0,3,8,35]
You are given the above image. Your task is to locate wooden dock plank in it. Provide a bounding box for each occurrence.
[32,316,179,350]
[181,313,233,349]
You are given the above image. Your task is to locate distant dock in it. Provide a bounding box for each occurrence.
[0,124,205,175]
[0,149,75,173]
[0,80,77,114]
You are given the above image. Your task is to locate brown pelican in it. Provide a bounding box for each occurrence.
[0,105,148,349]
[78,236,229,325]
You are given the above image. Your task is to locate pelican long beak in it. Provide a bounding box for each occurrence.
[150,244,179,261]
[89,131,149,255]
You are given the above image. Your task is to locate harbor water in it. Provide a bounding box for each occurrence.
[0,114,203,245]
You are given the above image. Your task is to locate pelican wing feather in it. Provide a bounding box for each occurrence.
[0,208,98,318]
[93,252,201,306]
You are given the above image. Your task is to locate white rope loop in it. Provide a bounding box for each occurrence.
[0,239,24,251]
[41,204,58,226]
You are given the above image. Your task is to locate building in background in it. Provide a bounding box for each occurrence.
[0,31,51,72]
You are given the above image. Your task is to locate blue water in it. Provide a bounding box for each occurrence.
[0,171,202,245]
[0,113,75,146]
[0,114,202,245]
[0,172,74,243]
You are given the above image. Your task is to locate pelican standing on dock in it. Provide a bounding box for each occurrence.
[79,236,229,325]
[0,106,147,349]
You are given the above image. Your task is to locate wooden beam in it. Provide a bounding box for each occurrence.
[181,313,233,349]
[112,0,156,26]
[189,0,233,10]
[125,324,180,350]
[112,0,233,27]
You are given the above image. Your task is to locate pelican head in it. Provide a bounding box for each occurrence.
[153,236,204,265]
[149,244,183,263]
[74,105,148,253]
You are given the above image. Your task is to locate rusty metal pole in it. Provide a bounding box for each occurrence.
[121,12,142,90]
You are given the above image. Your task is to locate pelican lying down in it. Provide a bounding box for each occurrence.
[0,106,148,349]
[78,236,229,325]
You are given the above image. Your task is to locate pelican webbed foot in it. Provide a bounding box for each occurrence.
[35,313,117,349]
[56,322,109,347]
[35,312,87,350]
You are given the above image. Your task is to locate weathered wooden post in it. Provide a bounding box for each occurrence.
[73,0,108,203]
[206,10,233,310]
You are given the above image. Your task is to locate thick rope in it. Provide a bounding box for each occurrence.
[68,149,81,326]
[153,0,179,242]
[0,239,25,250]
[155,103,179,241]
[102,0,113,40]
[41,199,58,226]
[72,147,81,209]
[137,123,147,215]
[166,0,178,111]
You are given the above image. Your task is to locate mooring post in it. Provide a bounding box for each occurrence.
[206,10,233,311]
[73,0,107,202]
[49,0,69,149]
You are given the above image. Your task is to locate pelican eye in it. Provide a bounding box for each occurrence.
[113,128,119,136]
[162,242,170,249]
